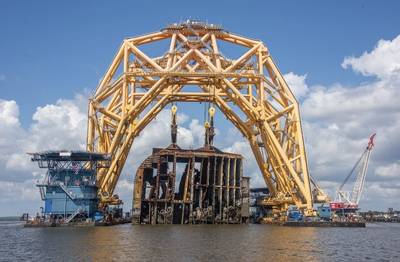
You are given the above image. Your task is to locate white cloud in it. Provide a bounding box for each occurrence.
[0,99,28,179]
[342,35,400,79]
[29,95,88,151]
[127,110,204,159]
[284,72,309,98]
[375,162,400,178]
[0,180,39,203]
[364,181,400,201]
[222,139,265,187]
[0,74,5,81]
[114,179,133,203]
[0,99,19,126]
[6,153,31,171]
[302,80,399,124]
[0,95,88,182]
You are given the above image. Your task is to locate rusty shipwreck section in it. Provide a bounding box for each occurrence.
[132,145,250,224]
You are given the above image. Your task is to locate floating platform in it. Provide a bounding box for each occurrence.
[24,221,94,228]
[281,221,366,227]
[24,218,131,228]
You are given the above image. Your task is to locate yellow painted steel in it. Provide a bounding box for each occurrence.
[87,21,327,214]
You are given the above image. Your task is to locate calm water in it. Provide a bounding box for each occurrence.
[0,221,399,261]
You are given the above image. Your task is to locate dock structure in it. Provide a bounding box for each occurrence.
[30,151,111,223]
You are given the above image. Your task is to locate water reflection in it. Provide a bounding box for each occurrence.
[2,222,400,261]
[86,225,319,261]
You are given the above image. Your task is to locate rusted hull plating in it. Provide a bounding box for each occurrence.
[132,146,250,224]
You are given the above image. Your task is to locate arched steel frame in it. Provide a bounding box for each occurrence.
[87,22,325,214]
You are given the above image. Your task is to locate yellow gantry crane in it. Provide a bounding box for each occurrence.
[87,21,327,215]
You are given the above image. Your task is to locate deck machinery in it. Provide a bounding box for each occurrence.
[87,20,329,217]
[132,107,250,224]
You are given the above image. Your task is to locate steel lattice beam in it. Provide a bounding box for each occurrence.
[87,21,326,214]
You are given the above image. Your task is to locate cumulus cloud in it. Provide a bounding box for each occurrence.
[0,95,89,182]
[0,180,40,203]
[375,162,400,178]
[0,179,43,215]
[364,181,400,210]
[0,100,28,178]
[302,80,399,124]
[0,100,19,126]
[342,35,400,79]
[284,72,309,98]
[30,97,87,150]
[222,139,265,187]
[129,110,204,158]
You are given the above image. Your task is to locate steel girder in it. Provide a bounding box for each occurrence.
[87,21,321,214]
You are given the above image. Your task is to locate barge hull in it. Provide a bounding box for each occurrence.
[282,221,366,227]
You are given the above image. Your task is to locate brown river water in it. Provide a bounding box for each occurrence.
[0,221,399,261]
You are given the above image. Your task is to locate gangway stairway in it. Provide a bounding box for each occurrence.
[58,182,78,200]
[65,208,83,223]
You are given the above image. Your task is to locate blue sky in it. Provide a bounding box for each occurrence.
[1,0,399,126]
[1,0,400,215]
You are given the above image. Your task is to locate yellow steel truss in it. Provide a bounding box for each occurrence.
[87,21,326,214]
